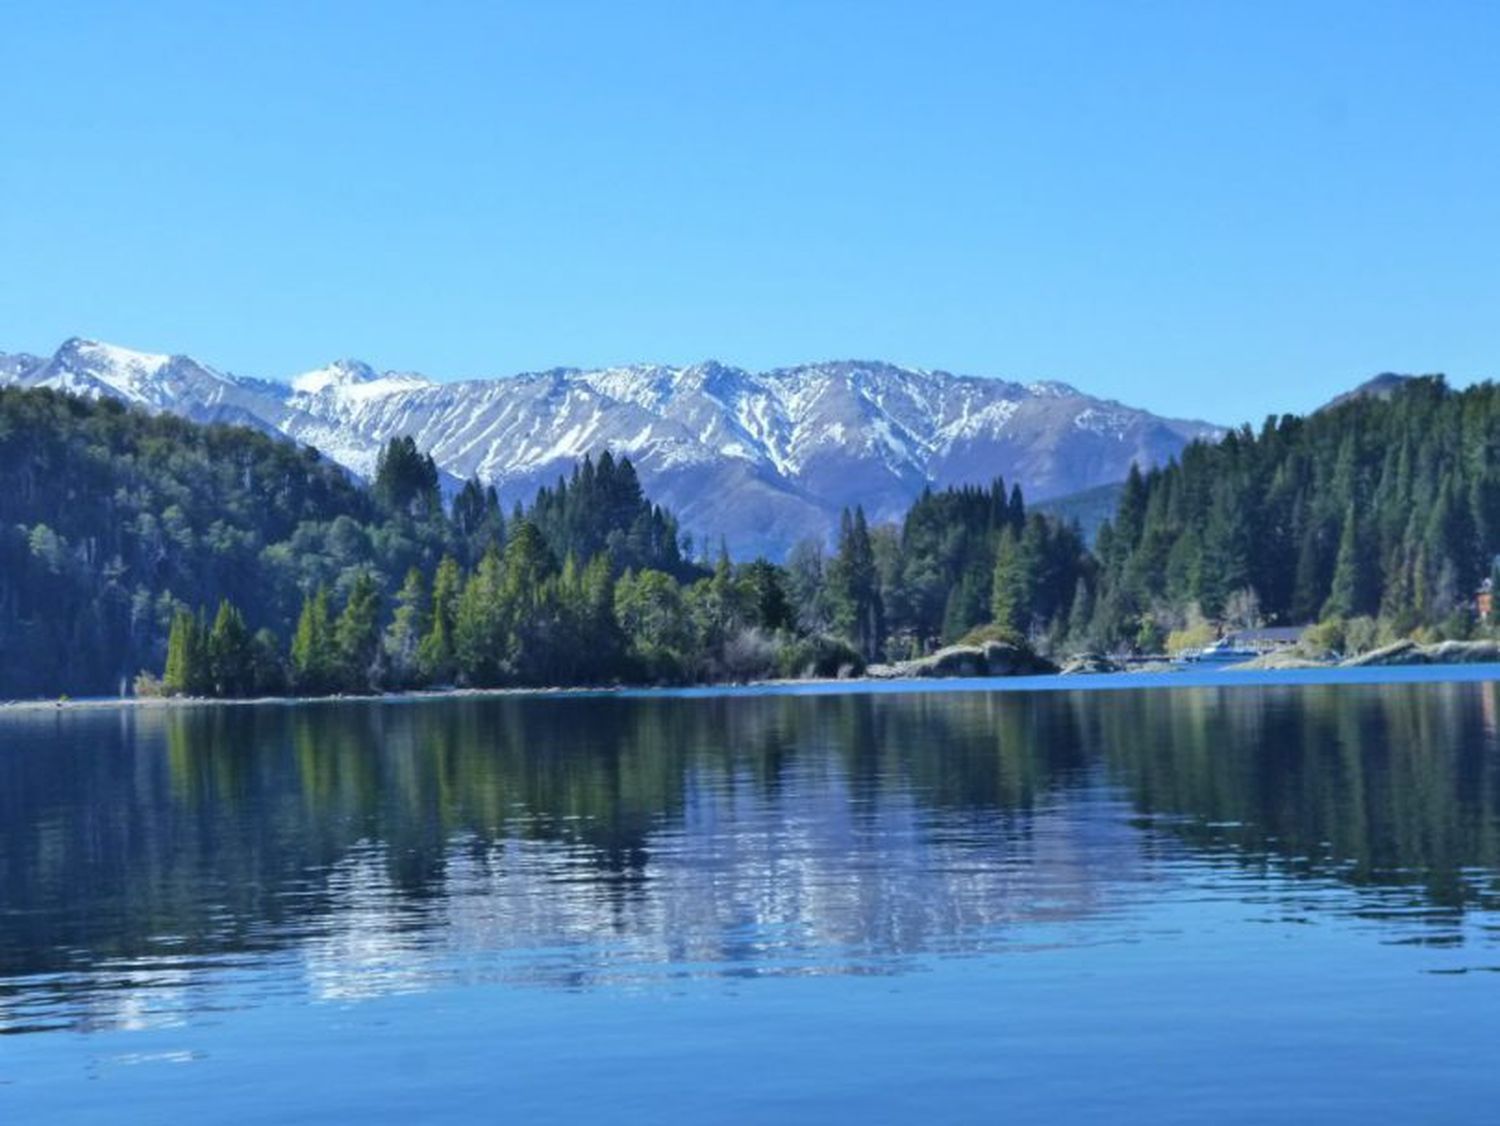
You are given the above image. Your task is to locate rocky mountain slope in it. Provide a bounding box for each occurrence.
[1319,372,1414,412]
[1,338,1221,557]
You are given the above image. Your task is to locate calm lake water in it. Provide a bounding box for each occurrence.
[5,671,1500,1122]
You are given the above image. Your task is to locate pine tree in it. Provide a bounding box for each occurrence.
[419,556,462,683]
[207,599,252,697]
[497,520,559,678]
[383,567,431,688]
[289,587,336,694]
[454,547,506,686]
[741,558,793,632]
[250,628,286,695]
[1289,517,1327,625]
[162,606,208,696]
[1066,577,1094,646]
[942,568,987,642]
[615,568,692,678]
[373,435,440,516]
[826,507,883,659]
[990,527,1029,638]
[334,572,382,692]
[1323,505,1373,619]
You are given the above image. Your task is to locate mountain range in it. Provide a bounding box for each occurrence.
[0,337,1222,558]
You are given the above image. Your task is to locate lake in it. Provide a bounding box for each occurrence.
[4,671,1500,1122]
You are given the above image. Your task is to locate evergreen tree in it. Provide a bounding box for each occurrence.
[741,558,793,632]
[383,567,431,688]
[1066,577,1094,647]
[289,587,337,694]
[206,599,252,697]
[334,572,383,691]
[826,507,883,659]
[990,527,1030,638]
[250,628,286,696]
[615,568,693,678]
[1323,505,1374,619]
[372,436,440,516]
[452,476,505,563]
[162,606,208,696]
[454,547,506,686]
[1086,375,1496,647]
[497,520,559,679]
[941,568,988,642]
[419,556,462,683]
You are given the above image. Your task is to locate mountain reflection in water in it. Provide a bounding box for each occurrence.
[2,680,1499,1035]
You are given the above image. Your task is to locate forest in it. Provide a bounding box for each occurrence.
[0,376,1496,699]
[1084,376,1500,654]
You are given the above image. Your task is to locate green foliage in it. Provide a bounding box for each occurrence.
[1088,377,1500,649]
[207,600,253,697]
[775,634,865,679]
[528,452,685,576]
[451,477,505,563]
[290,588,338,694]
[419,556,462,683]
[334,572,383,691]
[1298,618,1347,657]
[373,436,440,517]
[250,628,286,696]
[163,607,209,696]
[0,386,386,696]
[383,567,431,688]
[1165,621,1216,657]
[454,547,507,686]
[1323,505,1375,619]
[740,558,794,633]
[615,568,694,680]
[990,527,1029,636]
[826,507,883,659]
[7,375,1495,699]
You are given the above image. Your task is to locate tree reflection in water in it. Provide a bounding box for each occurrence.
[1,680,1497,1031]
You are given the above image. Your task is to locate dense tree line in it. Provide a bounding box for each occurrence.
[0,388,684,697]
[5,376,1494,699]
[1084,377,1500,651]
[0,387,399,697]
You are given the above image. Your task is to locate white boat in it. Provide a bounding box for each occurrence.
[1175,637,1260,665]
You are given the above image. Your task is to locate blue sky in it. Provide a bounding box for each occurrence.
[1,1,1495,425]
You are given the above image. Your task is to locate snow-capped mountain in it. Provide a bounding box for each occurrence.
[1,338,1222,558]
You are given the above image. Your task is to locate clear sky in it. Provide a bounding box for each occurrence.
[1,1,1495,425]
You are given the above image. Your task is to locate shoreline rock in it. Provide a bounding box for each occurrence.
[867,640,1057,680]
[1059,654,1123,675]
[1228,651,1331,671]
[1341,639,1500,667]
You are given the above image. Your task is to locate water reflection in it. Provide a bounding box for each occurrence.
[1,681,1498,1033]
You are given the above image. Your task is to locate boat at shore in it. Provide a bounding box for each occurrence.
[1174,637,1261,665]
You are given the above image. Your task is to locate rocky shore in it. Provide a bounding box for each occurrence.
[865,640,1058,680]
[1228,638,1500,670]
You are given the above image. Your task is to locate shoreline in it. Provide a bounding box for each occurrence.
[3,659,1499,713]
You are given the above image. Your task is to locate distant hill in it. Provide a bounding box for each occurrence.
[1034,481,1126,545]
[0,337,1222,558]
[1319,372,1416,412]
[1086,374,1498,646]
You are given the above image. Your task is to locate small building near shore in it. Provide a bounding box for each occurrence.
[1224,626,1305,652]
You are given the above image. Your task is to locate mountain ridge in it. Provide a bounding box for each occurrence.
[1,336,1223,557]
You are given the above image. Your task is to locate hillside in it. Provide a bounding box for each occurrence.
[1083,376,1500,649]
[1,338,1221,558]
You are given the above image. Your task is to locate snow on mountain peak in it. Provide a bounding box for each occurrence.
[37,337,232,406]
[3,335,1225,558]
[66,337,173,376]
[291,359,380,394]
[289,359,431,403]
[1024,379,1081,398]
